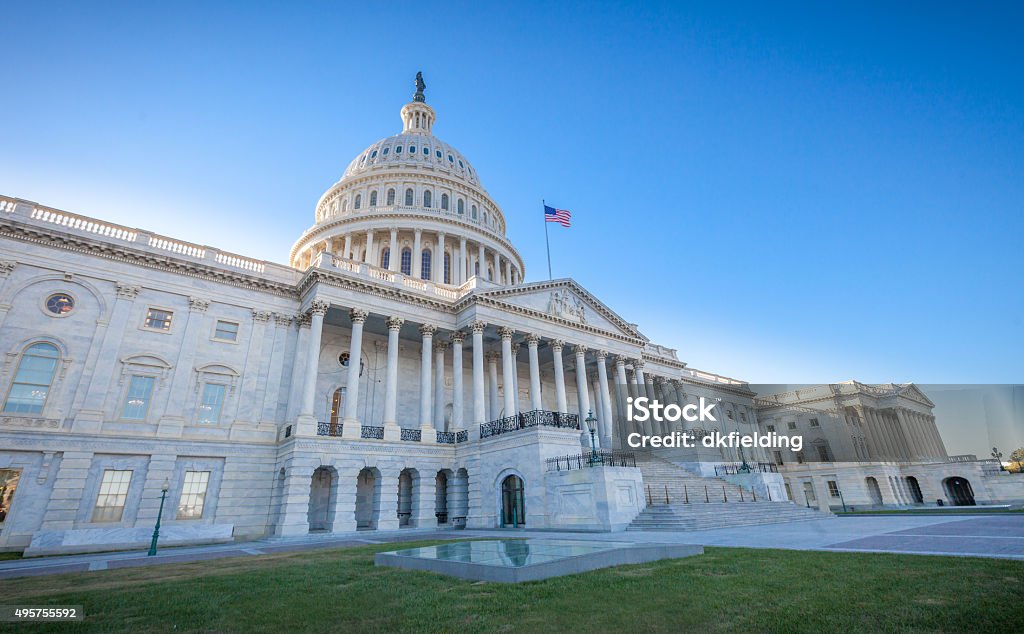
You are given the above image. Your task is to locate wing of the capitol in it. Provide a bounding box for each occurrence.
[0,77,1020,556]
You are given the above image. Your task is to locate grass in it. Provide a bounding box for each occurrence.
[1,541,1022,633]
[0,551,22,560]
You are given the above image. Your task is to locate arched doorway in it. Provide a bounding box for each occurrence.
[865,477,883,505]
[398,469,415,527]
[500,475,525,528]
[944,477,976,506]
[452,468,469,529]
[435,470,451,525]
[308,467,335,532]
[355,467,380,530]
[906,477,924,504]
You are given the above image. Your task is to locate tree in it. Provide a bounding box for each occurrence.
[1009,448,1024,473]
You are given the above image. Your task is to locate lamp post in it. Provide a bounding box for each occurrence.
[585,410,602,465]
[147,478,170,556]
[991,447,1004,471]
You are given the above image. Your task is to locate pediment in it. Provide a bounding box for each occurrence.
[895,383,935,407]
[469,279,645,340]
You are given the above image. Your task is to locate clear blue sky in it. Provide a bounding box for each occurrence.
[2,1,1022,386]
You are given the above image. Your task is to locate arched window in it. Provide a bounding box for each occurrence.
[421,249,432,280]
[3,342,60,414]
[404,188,414,206]
[342,199,349,212]
[471,205,477,220]
[354,194,361,210]
[386,188,396,206]
[487,267,494,282]
[444,252,451,284]
[474,261,480,276]
[400,247,412,275]
[423,190,432,208]
[329,387,345,432]
[457,199,464,214]
[369,191,378,207]
[380,247,390,269]
[441,193,449,210]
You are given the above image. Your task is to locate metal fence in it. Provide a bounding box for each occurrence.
[714,463,779,476]
[545,451,637,472]
[480,410,580,438]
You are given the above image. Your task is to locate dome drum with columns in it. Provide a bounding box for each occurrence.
[291,78,524,287]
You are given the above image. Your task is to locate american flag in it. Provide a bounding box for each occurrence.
[544,204,571,227]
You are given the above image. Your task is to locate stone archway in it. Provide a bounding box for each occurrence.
[865,477,883,505]
[398,468,416,527]
[906,476,924,504]
[435,470,452,525]
[500,474,525,528]
[452,468,469,529]
[356,467,381,530]
[308,467,336,532]
[944,476,976,506]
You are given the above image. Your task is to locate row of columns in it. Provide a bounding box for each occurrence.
[858,406,947,462]
[320,229,520,286]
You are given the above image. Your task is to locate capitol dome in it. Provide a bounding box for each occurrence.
[290,73,524,288]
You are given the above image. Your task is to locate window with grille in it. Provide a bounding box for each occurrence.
[92,469,132,522]
[177,471,211,520]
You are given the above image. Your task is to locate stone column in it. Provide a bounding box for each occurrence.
[486,351,500,420]
[261,313,292,422]
[412,229,423,278]
[434,340,448,431]
[450,331,465,430]
[155,296,209,432]
[435,231,446,283]
[340,308,367,433]
[365,230,375,264]
[572,344,593,445]
[551,340,568,413]
[342,235,352,260]
[498,327,517,418]
[413,472,437,528]
[477,244,485,279]
[504,259,511,285]
[511,343,521,414]
[634,361,649,399]
[237,310,272,423]
[470,321,487,429]
[595,351,614,447]
[493,252,502,283]
[458,237,467,284]
[418,324,435,436]
[388,228,399,271]
[297,299,329,434]
[526,334,543,412]
[382,316,404,439]
[376,471,400,531]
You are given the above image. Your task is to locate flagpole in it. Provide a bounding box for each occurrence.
[543,199,552,280]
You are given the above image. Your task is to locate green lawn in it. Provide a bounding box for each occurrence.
[2,541,1022,633]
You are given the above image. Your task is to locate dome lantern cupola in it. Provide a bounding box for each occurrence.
[401,71,434,134]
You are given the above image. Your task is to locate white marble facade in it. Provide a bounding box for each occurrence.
[0,78,1018,555]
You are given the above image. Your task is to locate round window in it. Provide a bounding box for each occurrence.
[46,293,74,315]
[339,352,350,367]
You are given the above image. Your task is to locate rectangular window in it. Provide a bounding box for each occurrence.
[121,375,155,420]
[809,418,820,427]
[773,450,783,466]
[177,471,211,520]
[0,469,22,524]
[197,383,226,424]
[144,308,173,331]
[796,452,805,464]
[740,412,747,423]
[213,320,239,342]
[766,424,776,433]
[817,445,831,462]
[787,421,797,430]
[827,480,840,497]
[92,469,132,522]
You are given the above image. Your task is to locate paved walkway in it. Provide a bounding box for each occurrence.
[1,514,1022,580]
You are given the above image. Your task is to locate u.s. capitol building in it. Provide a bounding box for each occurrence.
[0,76,1018,555]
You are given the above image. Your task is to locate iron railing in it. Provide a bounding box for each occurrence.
[714,462,778,476]
[400,428,422,442]
[316,422,342,437]
[480,410,580,439]
[437,431,455,444]
[546,451,637,472]
[361,425,384,440]
[456,430,468,443]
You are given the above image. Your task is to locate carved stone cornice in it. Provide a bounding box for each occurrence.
[385,316,405,331]
[274,313,294,327]
[349,307,369,323]
[0,260,16,277]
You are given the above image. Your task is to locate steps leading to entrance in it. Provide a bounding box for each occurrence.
[628,453,822,531]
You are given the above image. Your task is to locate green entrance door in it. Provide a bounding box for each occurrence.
[500,475,525,527]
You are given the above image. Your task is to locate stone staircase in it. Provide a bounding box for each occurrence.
[627,453,823,531]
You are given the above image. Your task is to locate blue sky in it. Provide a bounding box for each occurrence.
[2,1,1022,387]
